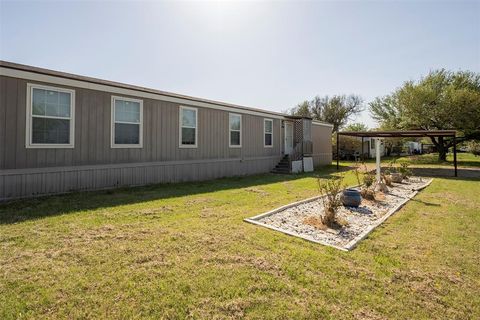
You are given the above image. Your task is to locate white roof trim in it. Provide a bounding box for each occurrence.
[312,120,334,128]
[1,67,286,119]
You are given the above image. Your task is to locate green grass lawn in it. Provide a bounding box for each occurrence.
[1,165,479,319]
[344,152,480,168]
[397,152,480,168]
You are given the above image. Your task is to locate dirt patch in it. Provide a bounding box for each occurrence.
[185,197,213,206]
[199,207,221,218]
[303,216,327,230]
[244,187,269,196]
[354,308,387,320]
[201,254,283,276]
[137,206,173,215]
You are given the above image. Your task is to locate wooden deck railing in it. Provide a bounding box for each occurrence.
[290,140,313,162]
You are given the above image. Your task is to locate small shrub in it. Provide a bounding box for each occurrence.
[353,162,377,200]
[398,162,412,179]
[363,172,375,188]
[388,159,398,172]
[317,176,344,228]
[468,140,480,157]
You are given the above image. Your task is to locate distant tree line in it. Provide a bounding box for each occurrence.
[369,69,480,161]
[289,69,480,162]
[288,95,364,133]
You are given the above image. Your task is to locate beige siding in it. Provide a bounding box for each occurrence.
[312,124,332,166]
[0,157,279,201]
[0,73,333,200]
[0,76,282,170]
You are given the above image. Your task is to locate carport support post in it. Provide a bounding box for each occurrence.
[375,138,381,183]
[361,137,364,161]
[453,134,457,177]
[336,131,339,170]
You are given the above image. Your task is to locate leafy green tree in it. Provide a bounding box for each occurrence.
[289,95,364,133]
[344,122,368,132]
[289,100,311,117]
[370,69,480,161]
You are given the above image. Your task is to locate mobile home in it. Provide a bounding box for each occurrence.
[0,61,332,201]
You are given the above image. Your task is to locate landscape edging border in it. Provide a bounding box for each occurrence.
[343,178,433,250]
[244,179,433,251]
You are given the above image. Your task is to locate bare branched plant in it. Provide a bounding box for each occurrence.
[354,162,376,200]
[382,173,393,187]
[317,175,344,228]
[352,160,363,186]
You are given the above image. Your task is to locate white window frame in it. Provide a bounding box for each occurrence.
[25,83,75,149]
[264,118,274,148]
[229,113,242,148]
[111,96,143,148]
[179,106,198,148]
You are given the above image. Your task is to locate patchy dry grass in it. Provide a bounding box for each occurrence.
[0,165,479,319]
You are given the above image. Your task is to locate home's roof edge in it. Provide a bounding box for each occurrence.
[0,60,291,119]
[312,120,334,127]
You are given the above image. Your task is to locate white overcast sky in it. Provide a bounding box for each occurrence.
[1,1,479,128]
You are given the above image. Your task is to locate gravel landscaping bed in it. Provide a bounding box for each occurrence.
[246,177,433,251]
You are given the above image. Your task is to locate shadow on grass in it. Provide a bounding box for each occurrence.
[339,159,480,180]
[0,165,352,225]
[410,167,480,179]
[341,153,480,168]
[409,198,441,207]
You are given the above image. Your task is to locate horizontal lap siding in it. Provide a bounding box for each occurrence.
[1,76,282,169]
[0,157,280,201]
[0,77,6,170]
[312,125,332,166]
[0,75,290,200]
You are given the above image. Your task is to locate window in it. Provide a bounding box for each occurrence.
[371,139,375,149]
[26,83,75,148]
[111,96,143,148]
[179,106,197,147]
[264,119,273,147]
[229,113,242,147]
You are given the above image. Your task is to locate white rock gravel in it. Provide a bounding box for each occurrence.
[251,177,432,250]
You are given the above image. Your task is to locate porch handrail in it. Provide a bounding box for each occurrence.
[290,140,313,162]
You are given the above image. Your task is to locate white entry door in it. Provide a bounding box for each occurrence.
[284,122,294,155]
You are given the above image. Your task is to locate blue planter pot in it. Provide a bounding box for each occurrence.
[341,188,362,207]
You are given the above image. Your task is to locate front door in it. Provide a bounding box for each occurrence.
[284,122,294,155]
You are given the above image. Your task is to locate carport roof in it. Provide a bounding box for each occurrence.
[338,130,456,138]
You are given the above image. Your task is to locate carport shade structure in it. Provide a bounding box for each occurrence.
[336,130,458,177]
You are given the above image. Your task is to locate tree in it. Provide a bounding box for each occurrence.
[468,141,480,157]
[289,94,364,133]
[370,70,480,161]
[289,100,311,117]
[344,122,368,132]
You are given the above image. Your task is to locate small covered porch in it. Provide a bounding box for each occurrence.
[272,116,314,174]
